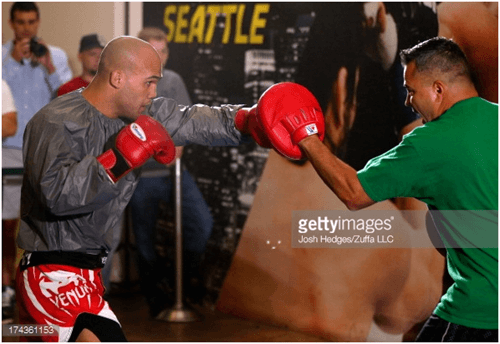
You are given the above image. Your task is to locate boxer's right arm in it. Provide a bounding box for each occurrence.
[23,114,173,216]
[97,115,175,183]
[23,119,120,216]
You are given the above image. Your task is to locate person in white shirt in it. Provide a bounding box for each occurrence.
[2,78,18,323]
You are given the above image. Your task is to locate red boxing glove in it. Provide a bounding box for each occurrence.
[234,106,273,149]
[256,82,324,160]
[97,115,176,183]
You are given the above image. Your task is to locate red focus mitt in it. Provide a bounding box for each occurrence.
[256,82,325,160]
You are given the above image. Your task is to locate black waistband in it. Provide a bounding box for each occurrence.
[20,250,108,271]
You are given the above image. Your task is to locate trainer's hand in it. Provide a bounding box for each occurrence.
[97,115,175,183]
[234,105,273,148]
[256,82,325,160]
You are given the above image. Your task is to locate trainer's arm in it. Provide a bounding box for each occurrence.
[299,135,375,210]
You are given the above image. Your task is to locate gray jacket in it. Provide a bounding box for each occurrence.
[19,90,246,254]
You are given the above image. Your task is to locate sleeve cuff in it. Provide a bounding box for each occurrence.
[357,171,383,203]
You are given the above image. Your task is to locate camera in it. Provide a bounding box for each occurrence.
[30,37,48,57]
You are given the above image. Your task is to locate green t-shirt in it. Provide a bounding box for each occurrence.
[357,97,498,329]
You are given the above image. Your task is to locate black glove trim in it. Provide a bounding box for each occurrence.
[109,147,131,180]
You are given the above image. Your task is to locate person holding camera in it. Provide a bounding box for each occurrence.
[2,2,72,104]
[2,2,72,320]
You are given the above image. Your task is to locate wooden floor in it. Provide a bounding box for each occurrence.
[2,290,326,342]
[2,288,403,342]
[109,292,328,342]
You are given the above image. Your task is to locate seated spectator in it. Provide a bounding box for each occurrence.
[58,34,106,96]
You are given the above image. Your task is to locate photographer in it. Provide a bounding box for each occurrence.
[3,3,72,99]
[2,2,72,321]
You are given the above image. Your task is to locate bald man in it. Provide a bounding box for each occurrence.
[16,36,252,342]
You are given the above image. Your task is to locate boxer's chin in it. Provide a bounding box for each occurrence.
[118,113,140,123]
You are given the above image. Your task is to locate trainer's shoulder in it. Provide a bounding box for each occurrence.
[465,97,498,126]
[398,123,439,156]
[480,97,498,112]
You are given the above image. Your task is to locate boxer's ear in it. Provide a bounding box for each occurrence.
[110,70,124,89]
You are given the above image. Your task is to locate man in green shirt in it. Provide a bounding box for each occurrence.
[296,37,498,341]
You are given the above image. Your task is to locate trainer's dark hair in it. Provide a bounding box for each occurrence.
[400,37,473,82]
[10,2,39,21]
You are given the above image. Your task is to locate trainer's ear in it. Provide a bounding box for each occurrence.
[110,70,124,89]
[433,80,445,103]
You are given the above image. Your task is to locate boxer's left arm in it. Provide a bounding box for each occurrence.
[234,105,274,148]
[298,135,375,210]
[147,97,252,147]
